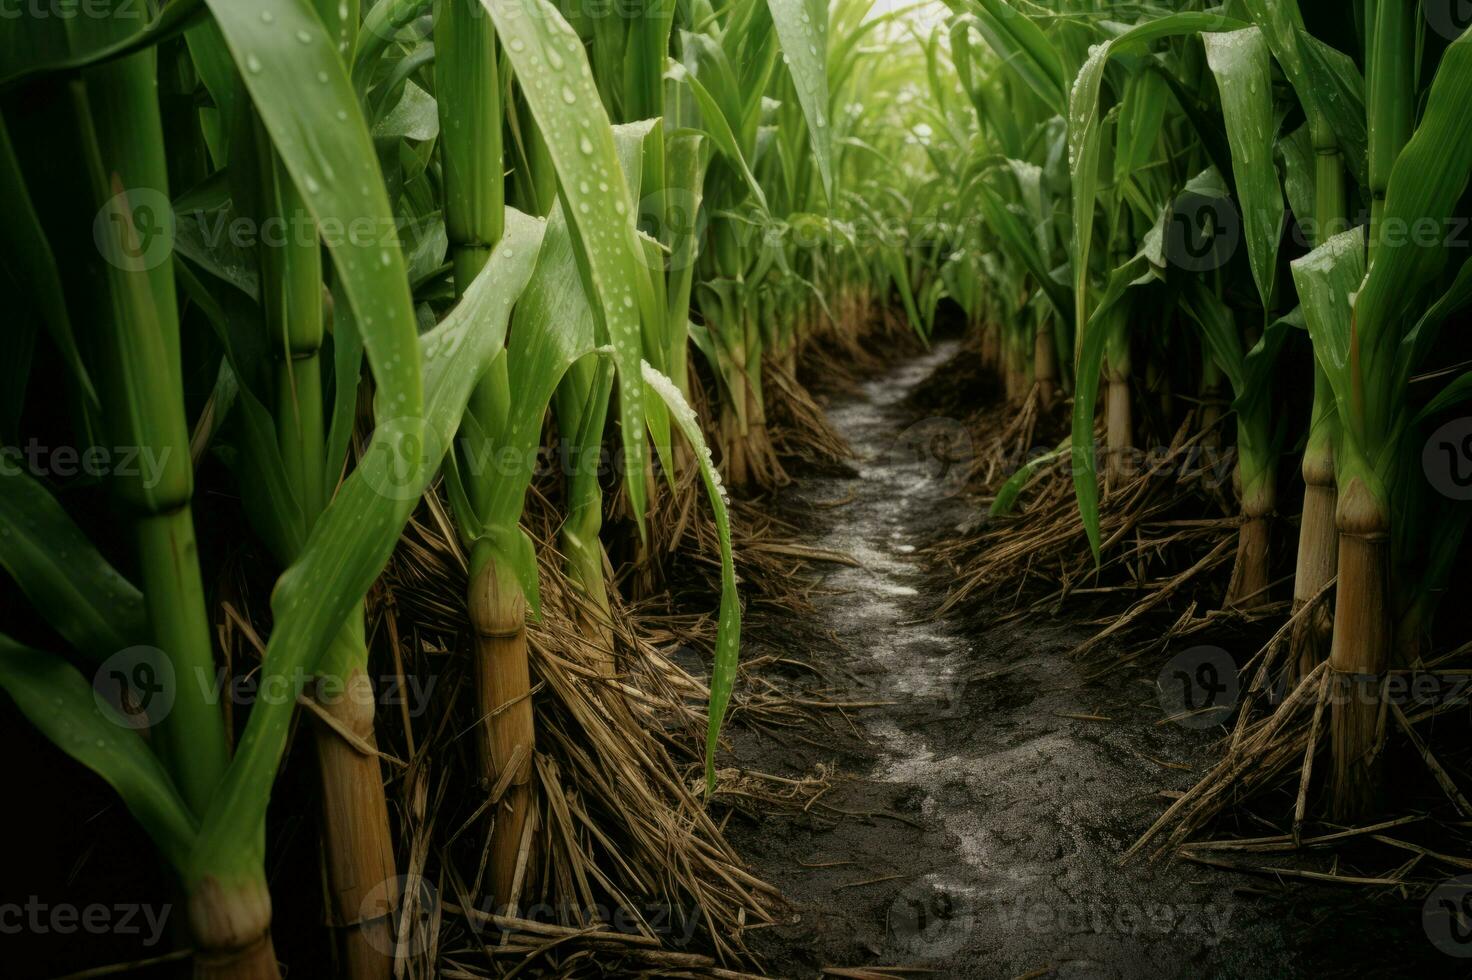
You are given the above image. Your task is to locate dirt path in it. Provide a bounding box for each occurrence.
[725,341,1433,978]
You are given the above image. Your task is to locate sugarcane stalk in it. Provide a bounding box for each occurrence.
[437,0,534,912]
[1226,436,1277,610]
[310,622,399,978]
[1327,478,1392,818]
[1324,0,1416,818]
[236,94,398,977]
[76,52,232,821]
[468,542,534,908]
[1290,113,1346,681]
[188,876,279,980]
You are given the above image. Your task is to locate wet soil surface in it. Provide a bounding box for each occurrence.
[725,341,1454,979]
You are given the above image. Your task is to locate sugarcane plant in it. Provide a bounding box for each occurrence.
[933,0,1472,825]
[0,1,555,976]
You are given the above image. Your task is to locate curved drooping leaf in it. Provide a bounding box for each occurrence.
[0,635,197,871]
[1290,226,1367,462]
[991,440,1070,517]
[640,361,739,792]
[959,0,1067,116]
[0,0,203,88]
[0,470,148,659]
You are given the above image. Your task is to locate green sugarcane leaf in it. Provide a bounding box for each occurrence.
[0,635,197,871]
[190,209,545,887]
[1405,256,1472,380]
[765,0,832,200]
[1356,29,1472,374]
[484,0,655,537]
[1294,29,1368,189]
[971,177,1073,323]
[991,440,1069,517]
[1417,370,1472,424]
[1203,27,1284,311]
[1290,226,1367,440]
[640,361,738,793]
[1114,70,1169,185]
[1070,251,1152,563]
[1240,0,1367,187]
[670,62,771,213]
[1277,123,1315,229]
[1067,11,1248,338]
[479,203,596,553]
[202,0,423,450]
[0,115,96,408]
[960,0,1067,116]
[184,20,241,164]
[1182,281,1246,395]
[0,470,148,659]
[0,0,204,88]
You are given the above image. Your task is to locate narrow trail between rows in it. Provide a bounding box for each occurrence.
[729,340,1316,978]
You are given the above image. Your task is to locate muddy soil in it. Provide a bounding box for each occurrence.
[725,340,1453,979]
